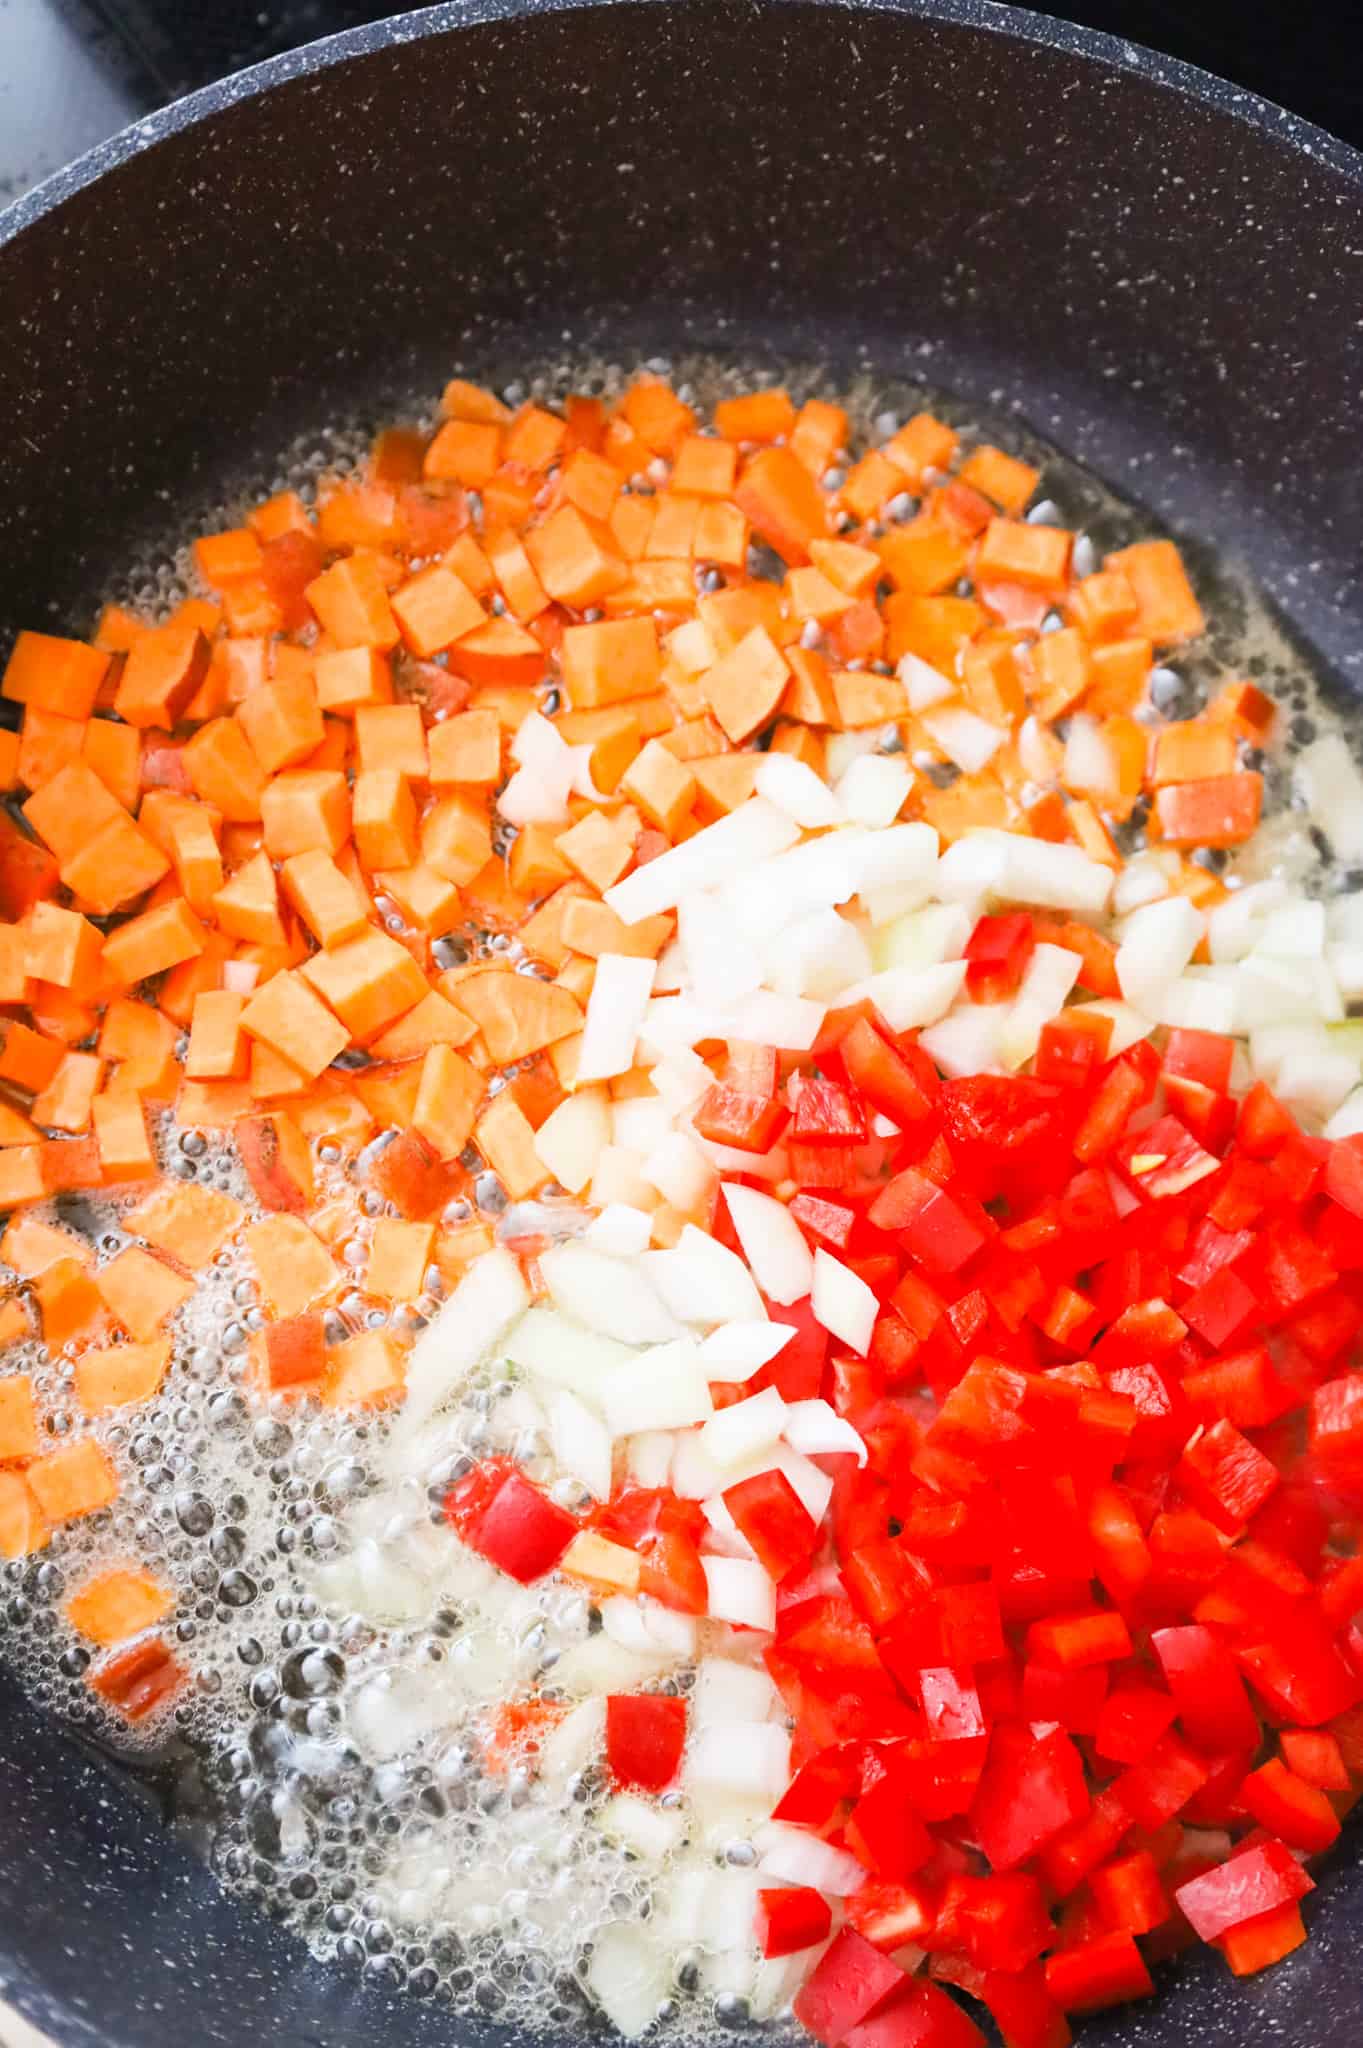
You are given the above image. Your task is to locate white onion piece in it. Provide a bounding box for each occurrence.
[651,936,686,993]
[1063,713,1117,799]
[723,831,872,934]
[941,829,1115,917]
[397,1249,528,1434]
[849,822,940,895]
[221,958,259,993]
[922,705,1005,775]
[754,1823,867,1896]
[1152,975,1239,1035]
[642,1226,767,1326]
[503,1306,633,1390]
[703,1554,777,1631]
[671,1430,727,1501]
[1232,955,1343,1028]
[700,1496,758,1558]
[601,1793,687,1861]
[601,1595,698,1660]
[1112,858,1174,915]
[872,901,972,971]
[824,730,880,780]
[755,752,844,828]
[553,1634,677,1695]
[534,1087,610,1193]
[584,1203,655,1256]
[752,1948,829,2022]
[898,650,955,709]
[848,960,968,1033]
[627,1430,676,1488]
[699,1386,788,1470]
[577,954,658,1082]
[549,1389,614,1500]
[643,1129,718,1213]
[1329,944,1363,1004]
[784,1397,868,1465]
[599,1338,713,1437]
[668,618,717,674]
[1325,1087,1363,1140]
[1332,895,1363,945]
[724,1185,813,1305]
[539,1241,678,1344]
[698,1320,796,1379]
[1256,900,1327,958]
[650,1046,714,1117]
[1116,895,1205,1013]
[687,1723,792,1805]
[811,1249,878,1356]
[1295,736,1363,864]
[1276,1051,1360,1123]
[1208,879,1290,964]
[693,1657,780,1727]
[605,798,800,924]
[589,1145,659,1213]
[919,1003,1009,1077]
[768,907,872,1002]
[587,1922,669,2039]
[678,892,765,1007]
[836,754,913,828]
[723,989,826,1051]
[612,1095,675,1155]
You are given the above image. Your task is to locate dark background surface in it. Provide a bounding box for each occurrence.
[2,0,1362,203]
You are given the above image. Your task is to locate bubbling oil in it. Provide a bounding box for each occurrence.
[0,352,1355,2040]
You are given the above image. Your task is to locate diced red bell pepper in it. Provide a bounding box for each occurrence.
[1217,1900,1308,1976]
[1309,1371,1363,1462]
[1073,1055,1156,1164]
[757,1885,834,1959]
[1114,1114,1220,1201]
[1043,1931,1153,2014]
[839,1017,940,1135]
[1173,1836,1313,1942]
[1163,1026,1235,1094]
[754,1290,829,1400]
[964,912,1035,1003]
[1237,1079,1297,1157]
[1093,1682,1178,1766]
[843,1978,987,2048]
[724,1467,820,1582]
[969,1723,1090,1873]
[846,1754,937,1881]
[1025,1608,1132,1670]
[846,1880,937,1952]
[90,1635,184,1721]
[1180,1265,1259,1348]
[772,1742,864,1826]
[932,1872,1055,1973]
[604,1693,686,1793]
[869,1168,993,1273]
[1238,1755,1341,1853]
[1035,1007,1113,1090]
[791,1191,858,1250]
[795,1076,871,1145]
[1175,1417,1279,1533]
[1279,1727,1350,1790]
[1087,1849,1169,1937]
[1111,1731,1210,1830]
[1021,1658,1109,1735]
[1150,1624,1260,1754]
[446,1463,577,1583]
[694,1081,789,1153]
[792,1927,907,2047]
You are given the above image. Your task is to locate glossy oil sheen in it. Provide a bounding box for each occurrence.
[0,3,1361,2045]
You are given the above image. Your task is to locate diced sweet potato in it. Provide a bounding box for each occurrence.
[66,1567,174,1646]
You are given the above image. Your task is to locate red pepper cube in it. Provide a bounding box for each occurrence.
[755,1885,833,1959]
[789,1191,857,1250]
[1021,1657,1109,1735]
[1036,1006,1113,1088]
[839,1017,940,1134]
[723,1467,820,1583]
[1163,1025,1235,1093]
[964,912,1035,1003]
[90,1635,184,1721]
[1088,1848,1169,1936]
[846,1756,936,1881]
[461,1466,577,1583]
[918,1665,989,1754]
[1026,1608,1132,1670]
[1044,1931,1153,2014]
[1151,1623,1260,1755]
[1111,1730,1210,1830]
[1114,1112,1219,1200]
[843,1980,986,2048]
[969,1722,1089,1874]
[1174,1837,1313,1943]
[1310,1371,1363,1462]
[605,1693,686,1793]
[792,1927,908,2047]
[1180,1265,1260,1349]
[1217,1900,1308,1977]
[694,1081,788,1153]
[1176,1417,1279,1534]
[1325,1136,1363,1219]
[1239,1756,1342,1853]
[1093,1682,1178,1767]
[934,1871,1055,1974]
[1073,1055,1155,1163]
[868,1167,992,1273]
[793,1075,870,1145]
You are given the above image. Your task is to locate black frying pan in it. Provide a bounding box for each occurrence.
[0,2,1361,2043]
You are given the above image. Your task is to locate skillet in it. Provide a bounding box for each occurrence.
[0,3,1361,2043]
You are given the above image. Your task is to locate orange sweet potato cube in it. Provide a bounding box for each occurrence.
[299,930,428,1042]
[259,768,351,859]
[25,1438,118,1524]
[353,768,419,870]
[426,708,502,786]
[412,1043,485,1160]
[240,970,350,1079]
[420,792,493,887]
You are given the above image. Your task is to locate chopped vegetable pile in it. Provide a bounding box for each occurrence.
[4,368,1363,2047]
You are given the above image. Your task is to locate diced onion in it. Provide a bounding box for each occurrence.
[539,1241,678,1344]
[605,798,800,924]
[643,1129,718,1213]
[697,1320,796,1380]
[692,1656,781,1727]
[549,1389,614,1501]
[897,651,955,709]
[810,1249,878,1356]
[702,1554,777,1631]
[755,753,844,828]
[1295,735,1363,864]
[587,1922,669,2039]
[768,907,872,1003]
[920,1004,1009,1077]
[599,1338,714,1437]
[687,1722,791,1804]
[534,1087,611,1193]
[699,1386,788,1470]
[921,706,1006,775]
[783,1397,868,1465]
[601,1793,688,1861]
[396,1249,528,1435]
[1116,894,1205,1014]
[584,1203,655,1256]
[641,1226,767,1326]
[836,753,913,829]
[754,1823,867,1896]
[723,1185,813,1305]
[848,960,967,1032]
[577,954,658,1082]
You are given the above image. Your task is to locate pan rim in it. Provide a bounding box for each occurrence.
[1,0,1361,252]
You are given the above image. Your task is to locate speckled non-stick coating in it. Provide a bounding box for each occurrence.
[0,3,1361,2044]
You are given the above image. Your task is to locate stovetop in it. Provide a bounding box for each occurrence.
[2,0,1361,205]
